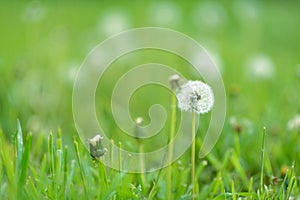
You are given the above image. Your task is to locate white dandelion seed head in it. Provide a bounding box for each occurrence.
[176,80,214,114]
[287,115,300,131]
[245,53,275,80]
[148,1,182,27]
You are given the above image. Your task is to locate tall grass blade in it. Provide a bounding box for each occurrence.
[260,127,266,194]
[14,119,23,186]
[74,140,88,196]
[17,133,32,194]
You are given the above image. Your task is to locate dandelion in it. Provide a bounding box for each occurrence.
[134,117,144,141]
[229,116,254,135]
[244,53,275,80]
[192,1,227,30]
[97,9,131,37]
[177,80,214,114]
[88,134,107,159]
[176,80,214,199]
[168,74,181,90]
[166,74,180,199]
[148,1,182,28]
[135,117,144,126]
[287,115,300,132]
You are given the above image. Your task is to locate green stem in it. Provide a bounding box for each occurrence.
[139,142,146,188]
[233,132,240,158]
[167,93,177,199]
[110,139,114,178]
[99,159,108,198]
[191,111,196,200]
[74,140,88,196]
[119,142,122,173]
[260,127,266,194]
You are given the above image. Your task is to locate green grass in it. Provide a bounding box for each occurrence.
[0,121,299,199]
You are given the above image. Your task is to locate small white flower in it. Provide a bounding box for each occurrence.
[148,1,182,27]
[245,53,275,80]
[97,9,131,37]
[176,80,214,114]
[287,115,300,132]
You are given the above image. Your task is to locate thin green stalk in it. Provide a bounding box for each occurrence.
[98,155,108,199]
[55,129,63,199]
[139,142,146,188]
[167,93,177,199]
[63,146,68,199]
[191,111,196,200]
[287,176,296,200]
[18,133,32,194]
[248,177,254,198]
[65,160,76,198]
[118,141,123,197]
[110,139,114,178]
[231,179,236,200]
[48,132,56,198]
[57,128,62,150]
[74,140,88,196]
[15,119,23,186]
[99,160,108,191]
[48,132,55,178]
[260,127,267,194]
[134,117,146,189]
[55,149,63,198]
[0,133,15,198]
[119,142,122,173]
[230,151,249,186]
[233,132,240,157]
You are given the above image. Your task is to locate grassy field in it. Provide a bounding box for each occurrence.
[1,1,300,199]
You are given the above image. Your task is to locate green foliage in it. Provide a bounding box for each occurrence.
[0,121,299,199]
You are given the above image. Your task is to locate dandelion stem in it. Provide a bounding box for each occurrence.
[110,139,114,178]
[74,140,88,196]
[260,127,267,194]
[119,142,122,173]
[139,142,146,188]
[99,158,108,196]
[167,93,177,199]
[135,117,146,188]
[191,111,196,200]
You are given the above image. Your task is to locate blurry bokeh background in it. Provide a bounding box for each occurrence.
[1,1,300,172]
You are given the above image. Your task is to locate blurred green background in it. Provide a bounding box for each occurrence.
[1,0,300,174]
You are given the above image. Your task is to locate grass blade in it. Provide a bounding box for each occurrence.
[74,140,88,196]
[260,127,267,194]
[14,119,23,187]
[17,133,32,194]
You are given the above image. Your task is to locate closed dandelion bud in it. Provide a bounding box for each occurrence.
[88,134,107,159]
[229,117,242,134]
[228,83,240,98]
[134,117,144,142]
[169,74,181,90]
[280,165,289,177]
[135,117,144,126]
[176,80,214,114]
